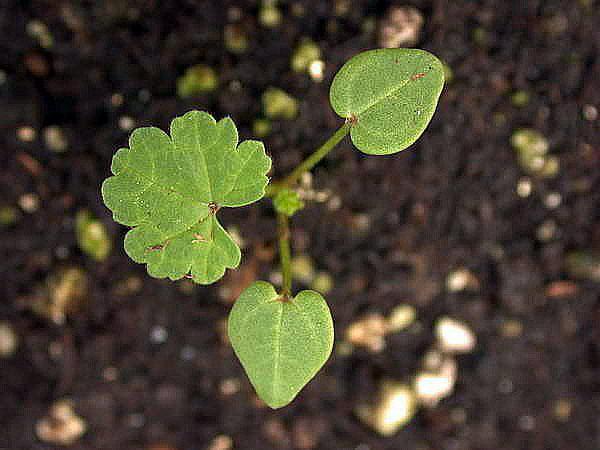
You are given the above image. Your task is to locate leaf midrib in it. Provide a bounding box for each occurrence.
[118,158,202,207]
[271,303,284,402]
[352,75,412,118]
[192,119,213,200]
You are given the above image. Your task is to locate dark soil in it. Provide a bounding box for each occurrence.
[1,1,599,449]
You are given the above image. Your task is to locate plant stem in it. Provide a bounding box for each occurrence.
[267,121,351,196]
[277,212,292,298]
[271,121,352,297]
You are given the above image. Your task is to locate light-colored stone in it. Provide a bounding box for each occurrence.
[36,399,87,445]
[414,357,457,407]
[378,6,424,48]
[435,317,476,354]
[345,313,387,353]
[446,268,479,292]
[386,304,417,333]
[43,126,68,152]
[355,380,417,436]
[0,322,18,357]
[18,193,39,213]
[31,267,88,325]
[207,434,233,450]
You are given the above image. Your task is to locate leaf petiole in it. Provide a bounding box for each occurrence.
[267,121,351,197]
[277,212,292,298]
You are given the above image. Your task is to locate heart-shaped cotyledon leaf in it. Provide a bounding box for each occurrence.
[228,281,334,409]
[330,48,445,155]
[101,111,271,284]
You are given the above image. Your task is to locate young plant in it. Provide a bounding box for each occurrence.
[101,48,444,408]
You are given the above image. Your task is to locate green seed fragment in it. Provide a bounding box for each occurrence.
[224,24,248,54]
[259,1,282,28]
[76,210,112,262]
[511,128,558,178]
[0,206,19,226]
[510,90,530,107]
[253,118,272,137]
[291,38,322,73]
[311,272,334,294]
[262,88,299,120]
[177,64,218,98]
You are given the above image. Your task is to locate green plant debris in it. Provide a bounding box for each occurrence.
[330,48,445,154]
[291,255,316,284]
[228,281,334,408]
[442,61,454,83]
[273,188,304,216]
[177,64,218,98]
[565,251,600,282]
[310,272,334,294]
[510,90,530,107]
[101,111,271,284]
[224,24,248,54]
[511,128,559,178]
[75,210,112,262]
[252,118,272,137]
[259,0,282,28]
[0,206,19,226]
[262,87,299,120]
[472,27,489,46]
[291,38,322,73]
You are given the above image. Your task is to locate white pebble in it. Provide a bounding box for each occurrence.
[150,325,168,344]
[36,400,87,445]
[356,380,417,436]
[516,177,532,197]
[0,322,18,357]
[18,193,39,213]
[446,268,478,292]
[414,357,457,407]
[435,317,476,354]
[118,116,136,131]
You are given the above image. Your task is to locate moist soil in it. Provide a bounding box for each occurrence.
[1,1,599,450]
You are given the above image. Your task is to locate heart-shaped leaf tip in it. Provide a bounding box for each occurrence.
[228,281,334,408]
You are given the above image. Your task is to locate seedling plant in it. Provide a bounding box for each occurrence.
[102,48,444,408]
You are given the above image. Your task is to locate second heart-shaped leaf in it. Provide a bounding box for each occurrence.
[329,48,445,155]
[228,281,334,408]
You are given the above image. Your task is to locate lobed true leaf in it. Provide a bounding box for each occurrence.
[101,110,271,284]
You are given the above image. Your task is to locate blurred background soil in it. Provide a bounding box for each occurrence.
[1,1,599,449]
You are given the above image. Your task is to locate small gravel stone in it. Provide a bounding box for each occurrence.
[207,434,233,450]
[446,268,479,292]
[43,126,68,152]
[414,357,457,407]
[17,126,36,142]
[378,6,424,48]
[435,317,477,354]
[0,322,18,357]
[386,304,417,333]
[355,380,417,436]
[150,326,168,344]
[345,313,387,353]
[36,400,87,445]
[18,193,39,213]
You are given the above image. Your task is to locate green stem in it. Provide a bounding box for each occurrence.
[267,121,351,196]
[277,212,292,298]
